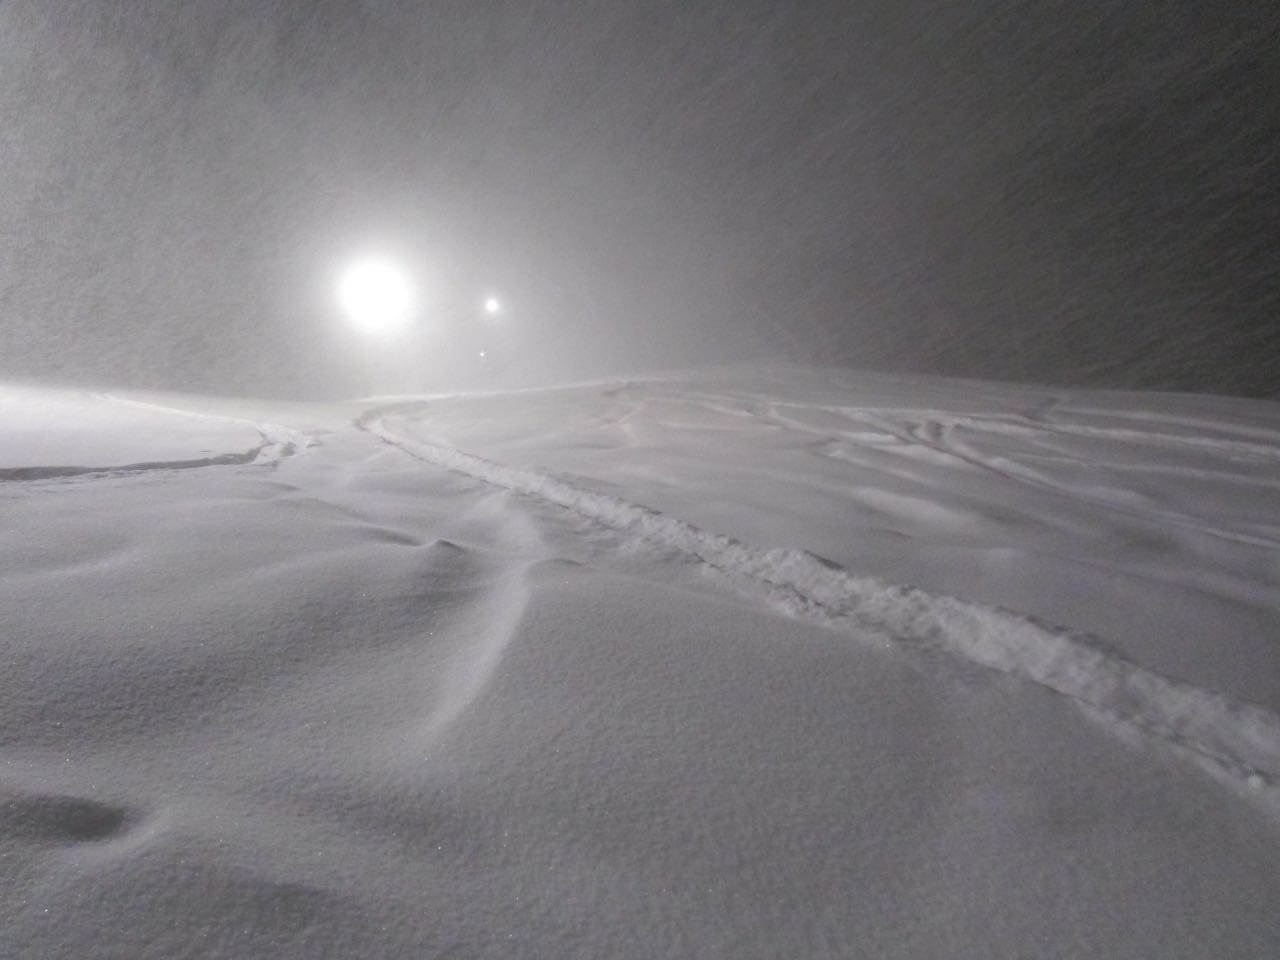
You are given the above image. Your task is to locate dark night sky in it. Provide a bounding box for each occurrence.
[2,1,1277,398]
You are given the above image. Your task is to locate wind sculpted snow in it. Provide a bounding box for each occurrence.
[2,369,1279,959]
[366,401,1280,803]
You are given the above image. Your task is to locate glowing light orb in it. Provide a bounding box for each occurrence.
[338,259,416,336]
[483,296,502,315]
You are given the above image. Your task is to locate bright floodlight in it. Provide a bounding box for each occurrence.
[483,296,502,315]
[338,259,415,337]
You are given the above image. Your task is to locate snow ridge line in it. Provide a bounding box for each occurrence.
[101,394,300,465]
[365,408,1280,806]
[1,394,297,483]
[0,446,272,483]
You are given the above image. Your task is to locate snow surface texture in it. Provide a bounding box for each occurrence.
[2,367,1279,958]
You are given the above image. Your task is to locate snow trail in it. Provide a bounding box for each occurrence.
[0,447,273,482]
[690,392,1280,549]
[0,394,300,483]
[364,402,1280,813]
[102,394,301,466]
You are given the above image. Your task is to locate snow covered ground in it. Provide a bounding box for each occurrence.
[2,366,1278,958]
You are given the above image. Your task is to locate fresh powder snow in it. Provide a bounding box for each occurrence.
[2,366,1278,958]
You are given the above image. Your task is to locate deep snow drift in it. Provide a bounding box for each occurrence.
[2,367,1278,958]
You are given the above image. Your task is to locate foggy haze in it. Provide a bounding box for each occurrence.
[2,1,1276,398]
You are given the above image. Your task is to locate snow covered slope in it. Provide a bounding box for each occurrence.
[0,384,295,479]
[2,369,1278,959]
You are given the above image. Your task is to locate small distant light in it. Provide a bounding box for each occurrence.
[478,351,486,358]
[483,297,501,315]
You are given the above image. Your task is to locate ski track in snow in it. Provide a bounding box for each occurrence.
[680,391,1280,550]
[0,394,301,483]
[363,400,1280,816]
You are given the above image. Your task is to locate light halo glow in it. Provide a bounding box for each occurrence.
[337,259,416,337]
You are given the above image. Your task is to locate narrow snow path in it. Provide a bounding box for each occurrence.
[689,392,1280,549]
[100,394,302,467]
[0,393,301,483]
[364,401,1280,814]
